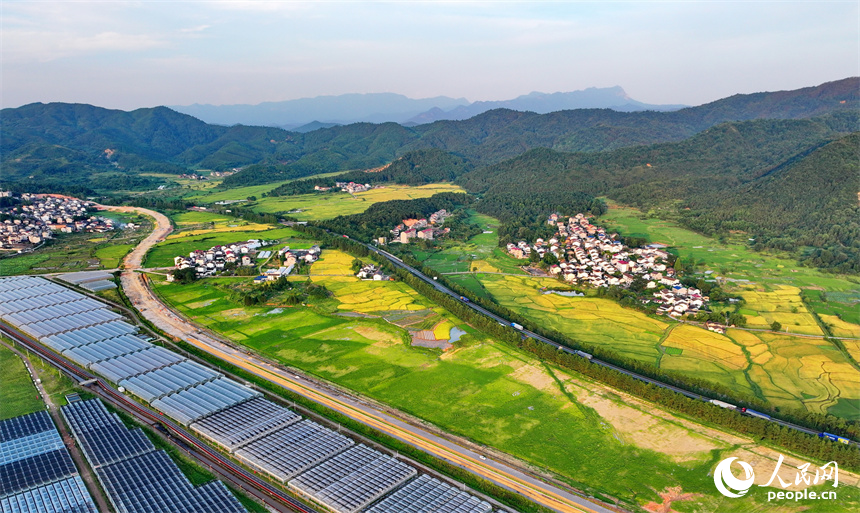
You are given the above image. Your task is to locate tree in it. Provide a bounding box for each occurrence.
[351,258,364,273]
[771,321,783,331]
[171,267,197,284]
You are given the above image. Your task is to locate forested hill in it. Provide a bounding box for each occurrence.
[1,78,857,193]
[458,114,859,272]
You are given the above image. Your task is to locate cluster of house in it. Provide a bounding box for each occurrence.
[178,173,206,180]
[254,245,321,283]
[313,181,374,194]
[0,193,117,251]
[171,239,322,281]
[508,213,709,318]
[355,264,391,281]
[390,209,453,244]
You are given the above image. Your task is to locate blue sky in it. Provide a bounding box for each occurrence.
[1,1,857,109]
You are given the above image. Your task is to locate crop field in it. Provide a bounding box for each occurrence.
[151,276,858,513]
[0,344,44,420]
[249,183,466,220]
[481,274,669,364]
[738,285,823,335]
[311,251,431,313]
[184,171,349,203]
[167,211,272,239]
[433,208,860,417]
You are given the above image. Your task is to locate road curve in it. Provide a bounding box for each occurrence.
[106,205,613,513]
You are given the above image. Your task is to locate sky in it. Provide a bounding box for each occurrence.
[2,1,857,110]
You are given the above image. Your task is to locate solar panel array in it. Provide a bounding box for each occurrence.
[0,476,97,513]
[62,400,155,469]
[1,277,497,513]
[236,419,354,482]
[189,397,300,451]
[0,411,97,513]
[365,475,493,513]
[62,399,247,513]
[289,445,418,513]
[151,377,261,425]
[119,360,221,402]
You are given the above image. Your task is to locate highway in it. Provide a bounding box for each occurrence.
[108,206,614,513]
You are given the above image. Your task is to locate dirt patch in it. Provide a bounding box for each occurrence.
[509,364,559,394]
[571,384,727,463]
[351,326,398,347]
[643,486,702,513]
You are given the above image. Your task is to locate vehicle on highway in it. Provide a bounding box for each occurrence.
[740,407,771,420]
[574,350,593,360]
[709,399,737,410]
[511,322,524,331]
[459,296,470,302]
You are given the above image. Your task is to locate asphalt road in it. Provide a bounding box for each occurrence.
[113,207,614,513]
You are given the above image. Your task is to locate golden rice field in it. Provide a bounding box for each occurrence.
[311,250,429,313]
[252,183,466,220]
[821,314,860,339]
[475,273,860,416]
[481,274,668,363]
[739,285,823,336]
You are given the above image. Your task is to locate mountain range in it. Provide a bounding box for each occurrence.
[1,77,857,271]
[170,86,685,128]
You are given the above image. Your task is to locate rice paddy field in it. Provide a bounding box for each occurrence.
[151,272,859,513]
[413,207,860,419]
[249,183,466,220]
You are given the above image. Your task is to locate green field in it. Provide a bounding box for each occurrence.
[414,207,860,418]
[250,183,466,220]
[151,268,859,512]
[0,344,44,420]
[183,171,349,203]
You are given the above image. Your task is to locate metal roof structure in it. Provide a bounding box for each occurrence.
[235,419,353,483]
[289,445,417,513]
[0,476,97,513]
[364,474,493,513]
[190,397,301,452]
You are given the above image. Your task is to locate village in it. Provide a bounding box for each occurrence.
[313,181,375,194]
[508,213,711,320]
[388,209,453,244]
[0,192,119,252]
[171,240,320,281]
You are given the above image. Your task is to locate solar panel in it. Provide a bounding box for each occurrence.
[365,474,493,513]
[235,419,353,482]
[0,411,53,444]
[289,445,417,513]
[96,451,246,513]
[0,449,78,498]
[62,400,155,469]
[0,430,65,467]
[0,475,97,513]
[190,397,301,452]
